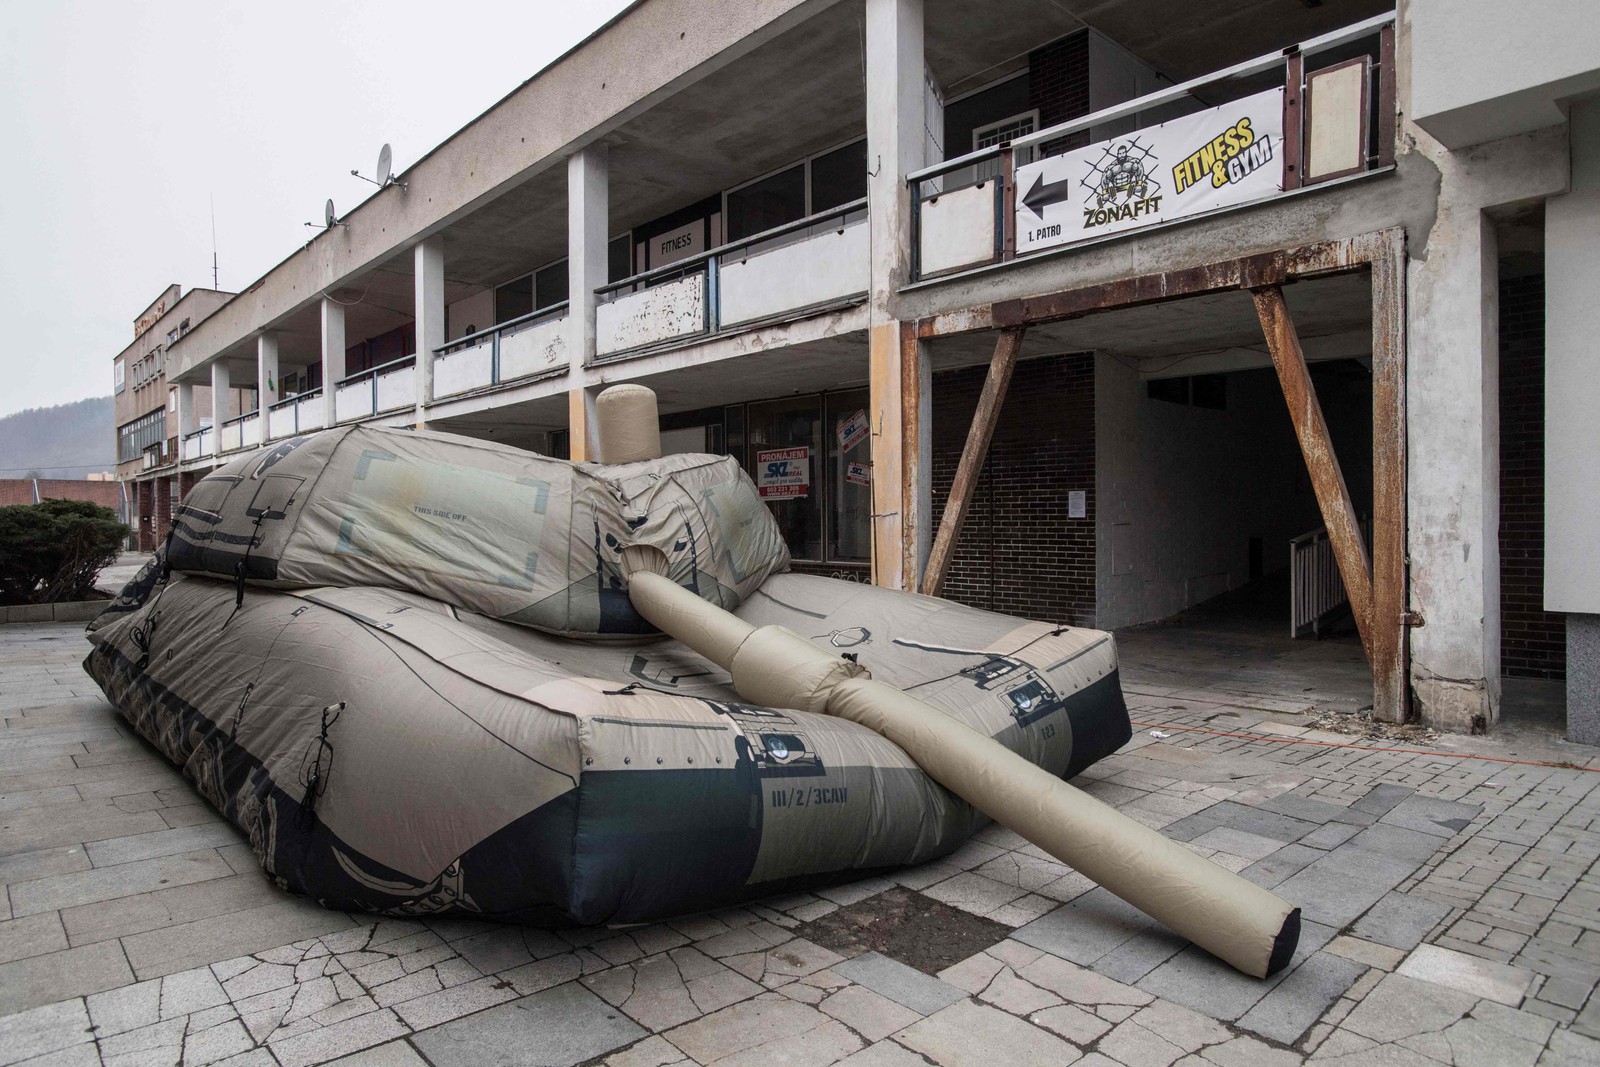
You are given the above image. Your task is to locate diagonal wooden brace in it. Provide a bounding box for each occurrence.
[920,327,1025,598]
[1253,285,1374,657]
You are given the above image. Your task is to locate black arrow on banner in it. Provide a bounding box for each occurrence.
[1021,172,1073,218]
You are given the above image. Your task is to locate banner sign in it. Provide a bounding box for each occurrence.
[1014,87,1284,255]
[756,447,810,499]
[836,409,871,452]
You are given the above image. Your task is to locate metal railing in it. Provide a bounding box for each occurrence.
[594,199,868,361]
[907,11,1397,280]
[334,356,415,419]
[1290,518,1370,638]
[220,409,258,453]
[266,388,323,439]
[433,303,569,397]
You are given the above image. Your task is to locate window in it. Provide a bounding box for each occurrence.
[944,71,1031,160]
[117,410,166,463]
[726,165,805,243]
[744,395,822,560]
[1146,374,1226,410]
[973,110,1039,151]
[810,140,868,213]
[608,234,633,283]
[534,260,568,310]
[731,390,871,565]
[825,390,872,563]
[114,360,125,394]
[344,322,416,377]
[495,275,533,324]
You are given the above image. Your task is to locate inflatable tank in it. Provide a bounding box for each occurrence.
[85,385,1300,977]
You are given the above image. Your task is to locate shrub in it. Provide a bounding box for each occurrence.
[0,499,130,605]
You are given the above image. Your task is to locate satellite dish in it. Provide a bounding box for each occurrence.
[325,199,338,228]
[349,143,406,191]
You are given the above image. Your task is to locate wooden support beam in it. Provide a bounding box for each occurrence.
[1253,286,1373,657]
[1368,233,1408,721]
[920,327,1024,597]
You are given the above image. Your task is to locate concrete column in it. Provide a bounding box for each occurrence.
[1408,207,1501,732]
[865,0,923,314]
[210,361,230,459]
[567,387,597,463]
[414,236,445,426]
[568,144,609,367]
[257,333,279,443]
[321,297,346,427]
[1546,100,1600,743]
[176,382,196,439]
[864,0,927,591]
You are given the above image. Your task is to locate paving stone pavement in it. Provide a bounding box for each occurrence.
[2,619,1600,1065]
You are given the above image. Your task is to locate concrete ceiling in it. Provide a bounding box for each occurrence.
[234,260,483,368]
[438,179,568,289]
[629,332,871,413]
[429,392,570,446]
[604,1,867,238]
[1062,0,1394,83]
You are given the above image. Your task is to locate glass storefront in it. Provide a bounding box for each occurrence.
[701,388,871,565]
[548,389,872,566]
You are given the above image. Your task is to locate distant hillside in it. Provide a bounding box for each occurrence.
[0,397,115,480]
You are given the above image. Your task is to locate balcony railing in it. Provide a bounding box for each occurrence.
[266,389,324,441]
[182,426,215,459]
[594,199,868,361]
[433,303,569,399]
[908,12,1396,281]
[335,357,415,422]
[220,410,257,453]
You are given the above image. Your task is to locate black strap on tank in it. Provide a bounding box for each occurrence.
[297,701,344,827]
[223,512,267,629]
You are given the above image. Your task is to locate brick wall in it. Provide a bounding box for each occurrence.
[931,353,1096,624]
[1029,31,1091,156]
[154,478,173,550]
[1498,273,1565,678]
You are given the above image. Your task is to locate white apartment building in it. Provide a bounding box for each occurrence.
[158,0,1600,742]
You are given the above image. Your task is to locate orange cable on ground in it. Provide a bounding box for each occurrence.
[1127,720,1600,773]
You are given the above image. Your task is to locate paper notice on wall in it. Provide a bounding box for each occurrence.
[1069,490,1086,519]
[1014,86,1285,255]
[756,447,810,499]
[836,410,871,452]
[846,461,872,486]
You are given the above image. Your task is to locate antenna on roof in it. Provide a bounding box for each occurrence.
[350,143,407,191]
[209,193,219,289]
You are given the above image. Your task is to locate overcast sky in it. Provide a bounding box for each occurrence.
[0,0,632,419]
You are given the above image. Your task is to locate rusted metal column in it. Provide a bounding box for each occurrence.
[1368,233,1409,721]
[1376,25,1397,169]
[1252,286,1373,656]
[920,327,1024,597]
[900,320,930,588]
[1283,52,1306,190]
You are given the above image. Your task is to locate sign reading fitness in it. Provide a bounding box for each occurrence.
[1014,87,1284,255]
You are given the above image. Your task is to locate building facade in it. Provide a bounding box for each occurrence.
[157,0,1600,741]
[112,285,240,551]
